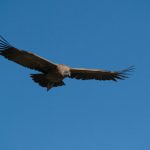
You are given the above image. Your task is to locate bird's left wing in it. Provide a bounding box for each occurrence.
[69,66,134,81]
[0,36,57,73]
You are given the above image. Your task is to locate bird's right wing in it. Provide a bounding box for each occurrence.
[69,66,134,81]
[0,36,57,73]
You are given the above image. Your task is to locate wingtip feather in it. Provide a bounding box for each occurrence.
[116,66,135,80]
[0,35,12,51]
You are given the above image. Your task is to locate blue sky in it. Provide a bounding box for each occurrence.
[0,0,150,150]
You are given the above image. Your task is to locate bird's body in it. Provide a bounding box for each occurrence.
[0,36,134,91]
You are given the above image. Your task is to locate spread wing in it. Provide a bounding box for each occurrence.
[0,36,57,73]
[69,66,134,81]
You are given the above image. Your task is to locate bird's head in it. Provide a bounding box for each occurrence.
[63,70,71,77]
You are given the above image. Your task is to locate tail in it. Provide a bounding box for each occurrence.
[30,73,65,91]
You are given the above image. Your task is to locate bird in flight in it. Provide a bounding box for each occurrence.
[0,36,134,91]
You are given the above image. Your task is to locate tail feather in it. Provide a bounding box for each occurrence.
[30,73,65,91]
[30,74,48,87]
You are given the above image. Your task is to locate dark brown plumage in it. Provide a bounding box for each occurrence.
[0,36,134,91]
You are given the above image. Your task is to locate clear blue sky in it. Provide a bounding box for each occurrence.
[0,0,150,150]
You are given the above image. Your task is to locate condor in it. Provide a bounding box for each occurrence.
[0,36,134,91]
